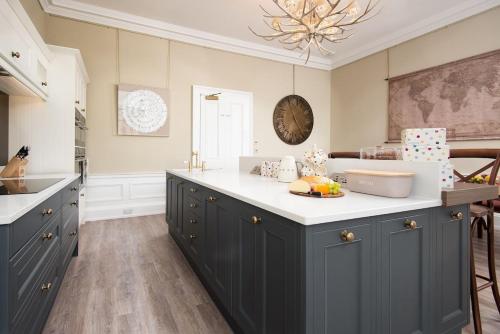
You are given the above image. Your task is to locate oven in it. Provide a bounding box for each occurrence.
[75,110,88,188]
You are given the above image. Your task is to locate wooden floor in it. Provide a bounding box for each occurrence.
[42,215,232,334]
[43,214,500,334]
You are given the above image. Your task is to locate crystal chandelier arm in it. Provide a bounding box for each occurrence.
[337,0,379,27]
[271,0,303,19]
[248,26,292,40]
[323,33,353,43]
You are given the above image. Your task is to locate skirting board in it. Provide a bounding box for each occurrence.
[84,172,166,222]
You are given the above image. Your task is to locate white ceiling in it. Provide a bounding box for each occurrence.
[39,0,500,69]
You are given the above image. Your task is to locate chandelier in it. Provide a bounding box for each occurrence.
[250,0,378,63]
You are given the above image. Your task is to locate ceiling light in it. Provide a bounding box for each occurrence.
[249,0,379,63]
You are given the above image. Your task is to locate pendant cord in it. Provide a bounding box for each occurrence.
[167,40,171,89]
[292,64,296,95]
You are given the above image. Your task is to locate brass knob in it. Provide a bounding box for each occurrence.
[451,211,464,220]
[42,208,53,216]
[41,81,48,86]
[42,232,54,241]
[189,203,198,208]
[251,216,262,225]
[190,188,197,193]
[69,231,77,236]
[41,282,52,292]
[340,230,355,242]
[189,219,197,224]
[11,51,21,58]
[405,219,417,230]
[189,234,197,239]
[70,201,78,206]
[208,196,217,202]
[75,100,80,104]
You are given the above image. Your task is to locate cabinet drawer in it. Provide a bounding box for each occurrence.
[184,196,202,216]
[11,191,62,256]
[61,206,78,249]
[61,180,80,202]
[11,246,61,334]
[61,228,78,273]
[185,183,202,199]
[9,215,60,324]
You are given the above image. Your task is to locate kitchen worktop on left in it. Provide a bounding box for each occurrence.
[0,174,80,225]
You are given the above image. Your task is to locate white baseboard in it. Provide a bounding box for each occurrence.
[84,172,166,222]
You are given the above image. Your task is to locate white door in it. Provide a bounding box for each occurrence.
[193,86,253,169]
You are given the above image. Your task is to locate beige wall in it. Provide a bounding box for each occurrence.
[19,0,47,40]
[331,6,500,153]
[41,17,331,174]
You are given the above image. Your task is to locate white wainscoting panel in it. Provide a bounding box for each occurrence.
[84,172,166,222]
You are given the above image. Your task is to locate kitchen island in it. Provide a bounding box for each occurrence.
[166,169,472,334]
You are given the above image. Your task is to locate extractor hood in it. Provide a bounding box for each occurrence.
[0,64,38,98]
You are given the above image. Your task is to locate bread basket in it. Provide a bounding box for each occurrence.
[345,169,416,198]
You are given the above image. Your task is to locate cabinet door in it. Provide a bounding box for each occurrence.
[380,213,431,334]
[203,192,234,308]
[170,178,184,238]
[165,175,174,225]
[433,206,469,333]
[311,223,374,334]
[232,206,299,334]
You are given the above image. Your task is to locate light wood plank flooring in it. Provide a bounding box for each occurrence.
[42,215,232,334]
[43,214,500,334]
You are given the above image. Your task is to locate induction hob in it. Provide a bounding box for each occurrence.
[0,178,64,195]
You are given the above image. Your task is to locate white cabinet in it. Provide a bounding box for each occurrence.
[74,60,88,117]
[0,0,51,100]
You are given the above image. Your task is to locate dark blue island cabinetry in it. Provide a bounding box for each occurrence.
[166,172,469,334]
[0,179,80,334]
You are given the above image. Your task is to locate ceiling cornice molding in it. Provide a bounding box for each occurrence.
[329,0,500,69]
[38,0,333,70]
[38,0,500,71]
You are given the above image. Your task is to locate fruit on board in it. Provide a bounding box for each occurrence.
[312,183,330,195]
[289,180,311,193]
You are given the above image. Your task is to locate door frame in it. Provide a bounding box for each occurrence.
[192,85,254,167]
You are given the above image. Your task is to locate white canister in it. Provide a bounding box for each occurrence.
[278,156,298,183]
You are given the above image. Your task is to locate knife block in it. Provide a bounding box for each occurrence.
[0,157,28,178]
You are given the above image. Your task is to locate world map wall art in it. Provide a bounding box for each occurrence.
[388,49,500,142]
[118,84,169,137]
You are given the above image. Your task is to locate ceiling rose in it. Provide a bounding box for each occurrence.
[250,0,379,63]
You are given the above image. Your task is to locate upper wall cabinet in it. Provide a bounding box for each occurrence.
[74,60,89,118]
[0,0,51,100]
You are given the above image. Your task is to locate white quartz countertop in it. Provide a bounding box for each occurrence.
[168,169,442,225]
[0,174,80,225]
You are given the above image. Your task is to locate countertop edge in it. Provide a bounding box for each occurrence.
[167,170,442,225]
[0,174,80,225]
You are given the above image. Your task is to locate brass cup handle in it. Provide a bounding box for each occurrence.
[405,219,417,230]
[70,201,78,207]
[189,203,198,208]
[208,196,217,202]
[451,211,464,220]
[75,100,80,104]
[11,51,21,58]
[190,188,198,193]
[41,81,48,87]
[251,216,262,225]
[69,231,77,237]
[42,208,53,216]
[189,219,197,224]
[340,230,355,242]
[189,234,197,240]
[41,282,52,292]
[42,232,54,241]
[71,186,78,191]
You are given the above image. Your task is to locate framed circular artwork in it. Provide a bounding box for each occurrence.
[273,95,314,145]
[118,84,170,137]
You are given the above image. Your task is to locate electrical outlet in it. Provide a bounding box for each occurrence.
[123,208,133,215]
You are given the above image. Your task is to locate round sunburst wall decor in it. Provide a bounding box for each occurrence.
[121,89,167,133]
[273,95,314,145]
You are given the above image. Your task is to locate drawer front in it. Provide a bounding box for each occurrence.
[61,206,78,250]
[9,214,60,323]
[11,191,62,256]
[184,195,202,216]
[185,182,202,200]
[183,211,203,262]
[61,179,80,202]
[61,228,78,273]
[11,246,61,334]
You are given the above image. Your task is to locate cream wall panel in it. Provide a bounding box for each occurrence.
[331,7,500,165]
[45,16,331,173]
